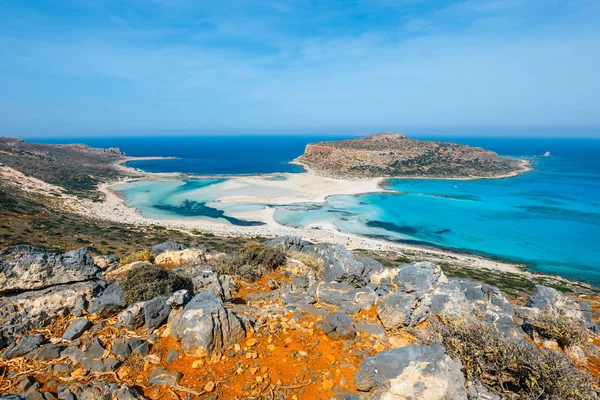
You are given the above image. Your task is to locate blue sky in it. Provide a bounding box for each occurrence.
[1,0,599,136]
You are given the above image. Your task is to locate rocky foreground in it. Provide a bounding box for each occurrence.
[0,238,598,399]
[294,133,527,178]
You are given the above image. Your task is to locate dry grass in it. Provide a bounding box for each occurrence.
[289,251,324,275]
[528,312,589,349]
[423,318,598,400]
[120,264,193,305]
[119,249,155,266]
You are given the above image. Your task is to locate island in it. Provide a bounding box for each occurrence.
[293,132,529,178]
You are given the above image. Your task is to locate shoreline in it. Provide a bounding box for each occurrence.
[86,156,534,276]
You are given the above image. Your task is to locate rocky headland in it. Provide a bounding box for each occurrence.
[294,133,530,178]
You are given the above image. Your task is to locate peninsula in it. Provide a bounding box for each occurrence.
[294,133,529,178]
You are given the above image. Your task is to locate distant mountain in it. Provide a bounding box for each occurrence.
[294,133,528,178]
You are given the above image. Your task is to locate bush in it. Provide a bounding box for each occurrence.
[423,318,597,400]
[529,312,589,348]
[210,242,286,281]
[240,242,286,270]
[119,249,155,266]
[120,264,193,305]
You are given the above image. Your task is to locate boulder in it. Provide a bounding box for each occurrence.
[170,292,246,359]
[354,345,467,399]
[316,312,357,340]
[394,261,447,293]
[316,282,378,314]
[2,335,44,359]
[175,267,232,302]
[116,303,145,330]
[0,280,104,343]
[143,296,171,329]
[0,246,100,294]
[63,318,93,340]
[88,283,125,316]
[155,249,206,269]
[522,285,596,330]
[151,241,186,255]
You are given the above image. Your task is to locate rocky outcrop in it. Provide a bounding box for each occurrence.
[354,344,467,399]
[295,133,525,178]
[170,292,247,359]
[376,262,516,334]
[0,246,100,294]
[151,241,186,255]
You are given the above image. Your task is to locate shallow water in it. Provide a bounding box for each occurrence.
[33,135,600,285]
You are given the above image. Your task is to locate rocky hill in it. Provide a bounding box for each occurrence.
[0,238,598,399]
[0,137,126,196]
[294,133,527,178]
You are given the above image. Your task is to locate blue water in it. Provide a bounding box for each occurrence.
[30,135,600,285]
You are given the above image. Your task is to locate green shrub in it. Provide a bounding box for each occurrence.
[210,242,286,281]
[423,318,597,400]
[240,242,286,270]
[120,264,193,305]
[119,249,155,266]
[529,312,589,348]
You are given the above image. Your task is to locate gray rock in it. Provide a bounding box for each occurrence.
[151,241,186,255]
[63,319,93,340]
[132,341,150,357]
[0,280,104,344]
[0,246,100,295]
[166,349,179,363]
[88,283,125,317]
[148,367,182,387]
[115,303,145,330]
[325,246,371,287]
[316,282,378,314]
[56,381,146,400]
[2,335,44,359]
[170,291,246,359]
[394,261,447,293]
[354,322,386,337]
[167,290,192,308]
[29,343,65,361]
[17,376,36,392]
[377,293,419,329]
[523,285,596,330]
[81,357,120,373]
[143,296,170,329]
[316,312,356,340]
[112,338,133,358]
[116,384,147,400]
[183,269,233,302]
[354,345,467,399]
[83,338,106,359]
[282,291,315,307]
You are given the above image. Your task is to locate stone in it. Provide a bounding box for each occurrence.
[354,345,467,399]
[394,262,447,293]
[316,312,356,340]
[151,241,186,255]
[166,349,179,363]
[0,246,100,295]
[377,293,419,329]
[143,296,170,329]
[17,376,36,392]
[148,367,182,387]
[155,249,206,268]
[63,318,93,340]
[83,338,106,359]
[116,384,147,400]
[167,290,193,308]
[170,292,246,359]
[2,334,44,359]
[132,341,150,357]
[112,338,133,358]
[0,280,104,345]
[116,303,145,330]
[88,283,125,317]
[93,255,119,272]
[179,269,233,302]
[316,282,378,314]
[354,322,386,337]
[29,343,65,361]
[523,285,596,330]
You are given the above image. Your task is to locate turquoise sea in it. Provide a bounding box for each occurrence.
[32,134,600,285]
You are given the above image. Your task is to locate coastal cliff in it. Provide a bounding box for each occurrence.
[295,133,527,178]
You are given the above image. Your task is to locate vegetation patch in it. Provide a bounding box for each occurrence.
[423,318,597,400]
[528,312,589,348]
[119,249,155,266]
[120,264,193,305]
